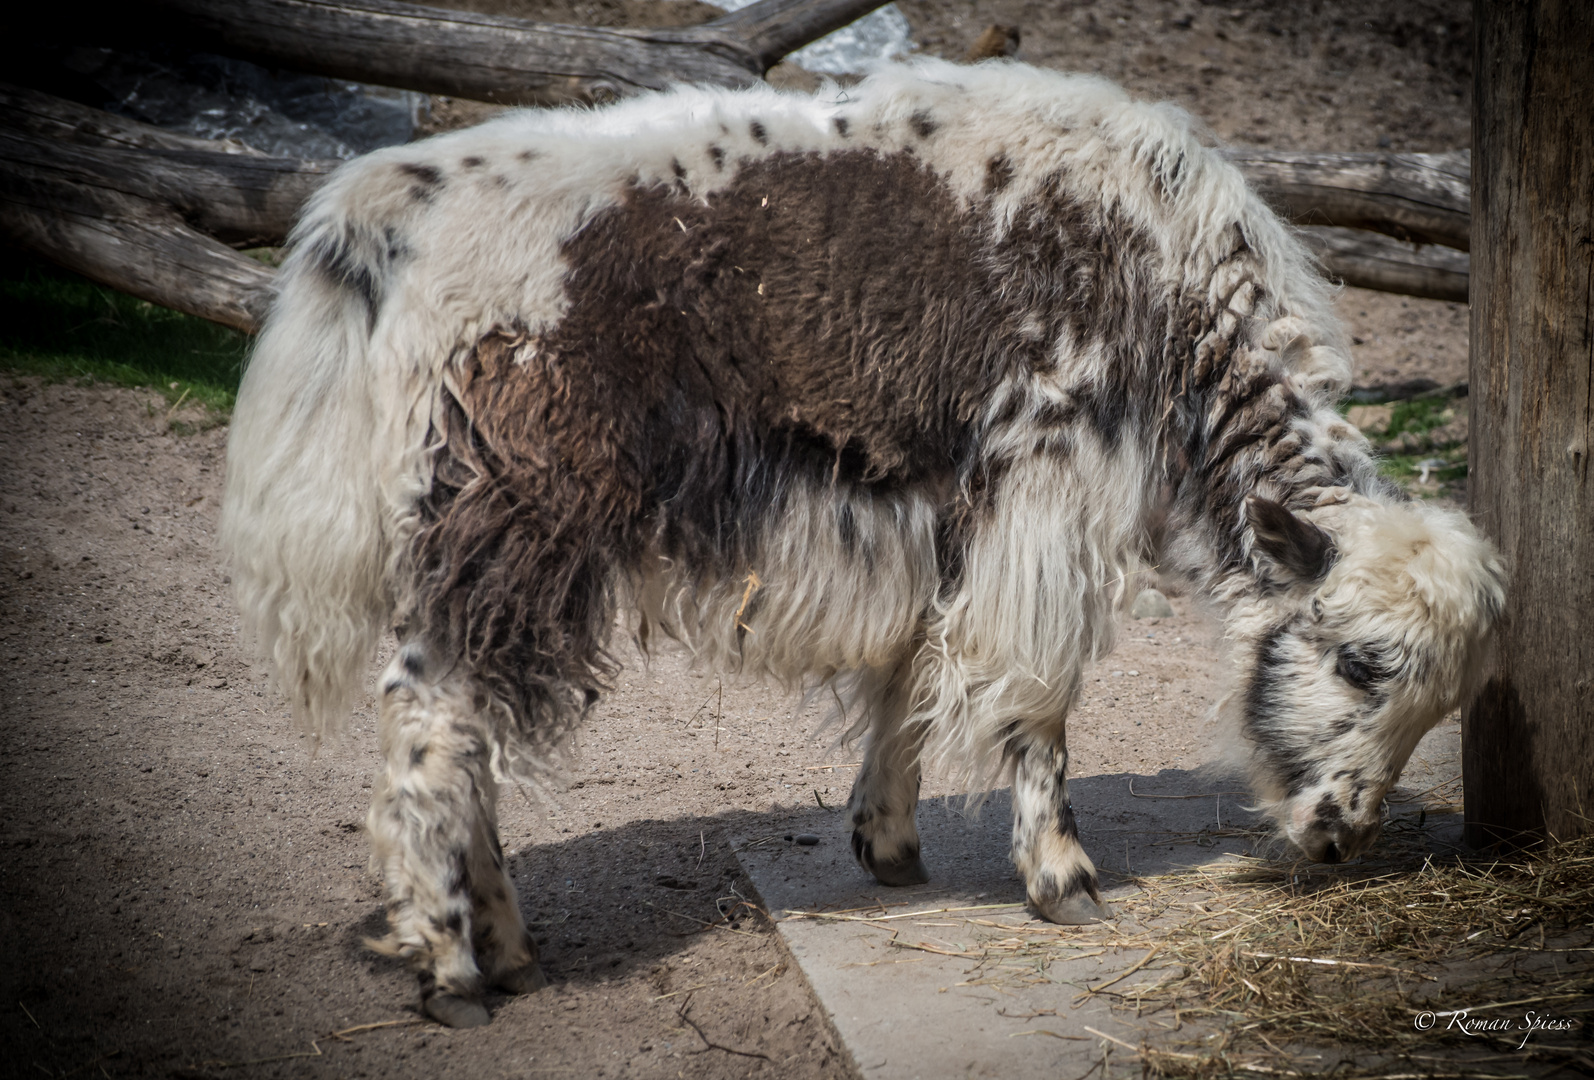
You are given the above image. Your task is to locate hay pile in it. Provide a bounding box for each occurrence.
[1113,827,1594,1077]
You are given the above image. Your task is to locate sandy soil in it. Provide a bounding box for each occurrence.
[0,377,1234,1080]
[2,3,1473,1076]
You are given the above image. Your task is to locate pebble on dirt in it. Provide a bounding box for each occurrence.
[1131,588,1175,620]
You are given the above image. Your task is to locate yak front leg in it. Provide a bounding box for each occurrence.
[1011,727,1111,924]
[366,641,544,1028]
[847,663,930,887]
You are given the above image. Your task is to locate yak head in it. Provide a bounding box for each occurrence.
[1226,493,1505,863]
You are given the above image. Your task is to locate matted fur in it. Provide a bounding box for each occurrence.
[223,59,1505,1005]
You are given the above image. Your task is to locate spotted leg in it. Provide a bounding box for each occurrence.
[1011,727,1111,924]
[846,663,930,887]
[365,641,545,1028]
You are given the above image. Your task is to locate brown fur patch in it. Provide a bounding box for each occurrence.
[410,149,1176,737]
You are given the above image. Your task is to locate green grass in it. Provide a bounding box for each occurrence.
[1382,396,1454,441]
[0,249,249,416]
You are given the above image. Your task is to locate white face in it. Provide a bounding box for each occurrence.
[1236,495,1505,864]
[1240,618,1442,862]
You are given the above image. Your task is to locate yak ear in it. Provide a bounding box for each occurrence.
[1246,496,1337,581]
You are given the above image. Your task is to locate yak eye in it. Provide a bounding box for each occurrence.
[1335,646,1382,689]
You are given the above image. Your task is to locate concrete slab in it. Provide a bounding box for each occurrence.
[735,721,1466,1079]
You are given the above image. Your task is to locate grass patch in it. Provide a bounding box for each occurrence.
[1383,397,1455,441]
[0,249,249,416]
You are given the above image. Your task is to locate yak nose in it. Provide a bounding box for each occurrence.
[1310,820,1380,864]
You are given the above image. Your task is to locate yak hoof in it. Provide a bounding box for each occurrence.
[1029,890,1112,925]
[494,961,549,996]
[870,853,931,888]
[425,992,491,1028]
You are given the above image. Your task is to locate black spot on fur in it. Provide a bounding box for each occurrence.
[909,110,938,138]
[832,116,850,137]
[1059,865,1101,902]
[462,156,485,168]
[410,743,429,767]
[399,162,443,185]
[402,650,425,676]
[837,502,856,552]
[383,678,404,696]
[518,149,539,162]
[383,226,410,264]
[1244,625,1316,794]
[1314,792,1344,824]
[447,849,469,894]
[307,230,382,332]
[984,154,1014,194]
[445,910,464,933]
[671,158,687,180]
[1056,801,1079,839]
[709,145,725,170]
[398,161,444,202]
[749,121,768,145]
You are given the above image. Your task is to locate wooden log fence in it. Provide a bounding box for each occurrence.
[0,0,1477,332]
[145,0,889,107]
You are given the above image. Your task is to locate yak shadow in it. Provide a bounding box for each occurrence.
[359,755,1465,992]
[729,768,1273,922]
[398,768,1262,991]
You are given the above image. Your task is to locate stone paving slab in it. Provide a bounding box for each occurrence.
[736,724,1464,1079]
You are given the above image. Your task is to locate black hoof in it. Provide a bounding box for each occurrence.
[424,992,490,1028]
[494,961,548,995]
[870,853,931,887]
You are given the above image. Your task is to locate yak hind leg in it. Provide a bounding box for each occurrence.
[846,663,930,887]
[365,640,546,1028]
[1011,728,1111,924]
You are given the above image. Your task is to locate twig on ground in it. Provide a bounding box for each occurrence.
[677,995,773,1062]
[329,1018,425,1040]
[643,899,762,937]
[1073,945,1163,1003]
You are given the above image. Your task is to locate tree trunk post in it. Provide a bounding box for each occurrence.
[1464,0,1594,847]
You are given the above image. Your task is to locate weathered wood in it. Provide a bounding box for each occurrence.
[144,0,887,107]
[1227,149,1471,252]
[1299,226,1469,304]
[0,90,279,331]
[0,196,275,334]
[1464,0,1594,847]
[0,121,334,248]
[703,0,899,71]
[0,81,267,156]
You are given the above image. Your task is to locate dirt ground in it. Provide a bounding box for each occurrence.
[2,3,1476,1077]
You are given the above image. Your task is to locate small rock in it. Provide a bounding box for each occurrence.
[1130,588,1174,620]
[793,833,821,846]
[1346,404,1392,435]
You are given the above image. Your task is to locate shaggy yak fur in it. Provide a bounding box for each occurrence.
[221,59,1507,1027]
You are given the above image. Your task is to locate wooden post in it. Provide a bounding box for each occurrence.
[1464,0,1594,846]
